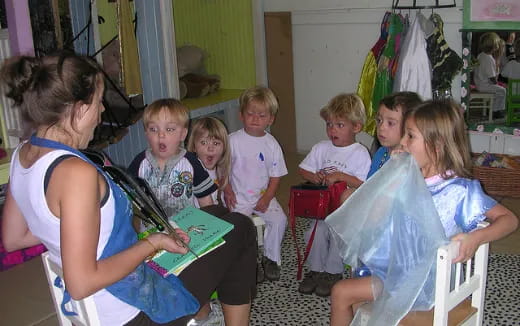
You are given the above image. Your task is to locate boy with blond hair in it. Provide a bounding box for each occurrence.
[224,86,288,282]
[297,93,371,297]
[129,98,217,217]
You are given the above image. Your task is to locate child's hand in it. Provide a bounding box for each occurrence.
[310,171,325,184]
[254,195,271,213]
[451,233,480,263]
[322,172,343,185]
[390,144,405,156]
[223,187,237,210]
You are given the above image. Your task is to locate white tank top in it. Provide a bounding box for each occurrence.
[9,143,139,325]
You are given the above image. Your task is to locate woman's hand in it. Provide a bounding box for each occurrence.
[148,230,191,255]
[451,233,480,263]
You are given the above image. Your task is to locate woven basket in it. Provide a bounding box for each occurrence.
[472,155,520,198]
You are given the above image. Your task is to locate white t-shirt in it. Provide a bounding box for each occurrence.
[299,140,371,182]
[195,162,221,206]
[229,129,288,206]
[501,60,520,79]
[474,52,497,89]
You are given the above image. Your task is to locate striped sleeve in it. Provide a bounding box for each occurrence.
[185,152,218,198]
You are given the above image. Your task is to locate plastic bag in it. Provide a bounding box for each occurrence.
[326,153,448,326]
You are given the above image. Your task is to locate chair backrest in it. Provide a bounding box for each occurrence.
[508,79,520,102]
[433,224,489,326]
[41,252,100,326]
[506,79,520,124]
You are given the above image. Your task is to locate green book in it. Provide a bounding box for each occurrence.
[142,206,234,277]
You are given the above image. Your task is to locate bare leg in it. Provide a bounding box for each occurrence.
[330,276,374,326]
[191,302,211,321]
[221,303,251,326]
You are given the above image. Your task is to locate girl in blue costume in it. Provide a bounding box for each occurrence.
[329,100,518,326]
[0,53,256,326]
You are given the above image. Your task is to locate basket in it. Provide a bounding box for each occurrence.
[472,154,520,198]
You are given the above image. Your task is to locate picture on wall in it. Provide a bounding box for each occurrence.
[471,0,520,22]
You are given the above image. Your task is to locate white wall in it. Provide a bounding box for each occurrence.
[263,0,464,153]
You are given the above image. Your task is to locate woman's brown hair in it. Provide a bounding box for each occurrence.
[0,52,103,133]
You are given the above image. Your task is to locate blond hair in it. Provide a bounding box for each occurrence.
[187,117,231,189]
[239,86,279,116]
[143,98,189,128]
[479,32,501,54]
[320,93,366,125]
[404,100,472,179]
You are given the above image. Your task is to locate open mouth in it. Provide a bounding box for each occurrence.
[159,143,167,152]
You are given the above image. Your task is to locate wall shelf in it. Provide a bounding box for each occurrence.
[183,89,243,133]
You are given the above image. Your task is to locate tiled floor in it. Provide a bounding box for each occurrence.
[0,150,519,325]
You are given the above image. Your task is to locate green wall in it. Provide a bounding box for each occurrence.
[96,0,118,45]
[173,0,256,89]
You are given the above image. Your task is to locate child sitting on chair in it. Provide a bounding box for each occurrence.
[187,116,231,206]
[297,93,371,297]
[347,91,422,278]
[329,100,518,326]
[474,32,507,119]
[128,99,226,326]
[223,86,288,282]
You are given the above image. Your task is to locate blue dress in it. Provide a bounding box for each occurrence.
[326,153,496,326]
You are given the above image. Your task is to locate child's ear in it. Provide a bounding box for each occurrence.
[353,122,363,133]
[268,114,275,126]
[181,127,188,141]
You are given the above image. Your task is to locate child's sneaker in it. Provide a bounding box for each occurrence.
[262,256,280,281]
[186,300,224,326]
[298,271,320,294]
[315,272,343,297]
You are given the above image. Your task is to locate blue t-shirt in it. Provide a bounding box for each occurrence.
[367,146,390,178]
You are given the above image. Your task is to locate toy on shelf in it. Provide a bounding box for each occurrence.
[473,151,520,169]
[176,45,221,99]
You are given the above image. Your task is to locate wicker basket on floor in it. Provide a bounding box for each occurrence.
[472,154,520,198]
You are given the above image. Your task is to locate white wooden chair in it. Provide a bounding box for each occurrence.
[357,224,489,326]
[250,214,266,247]
[399,224,490,326]
[467,91,494,123]
[41,252,100,326]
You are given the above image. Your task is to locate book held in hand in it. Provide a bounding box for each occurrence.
[139,206,234,276]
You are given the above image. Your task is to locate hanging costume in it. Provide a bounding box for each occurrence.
[325,153,496,326]
[393,13,432,100]
[372,14,404,123]
[357,12,391,135]
[426,13,463,96]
